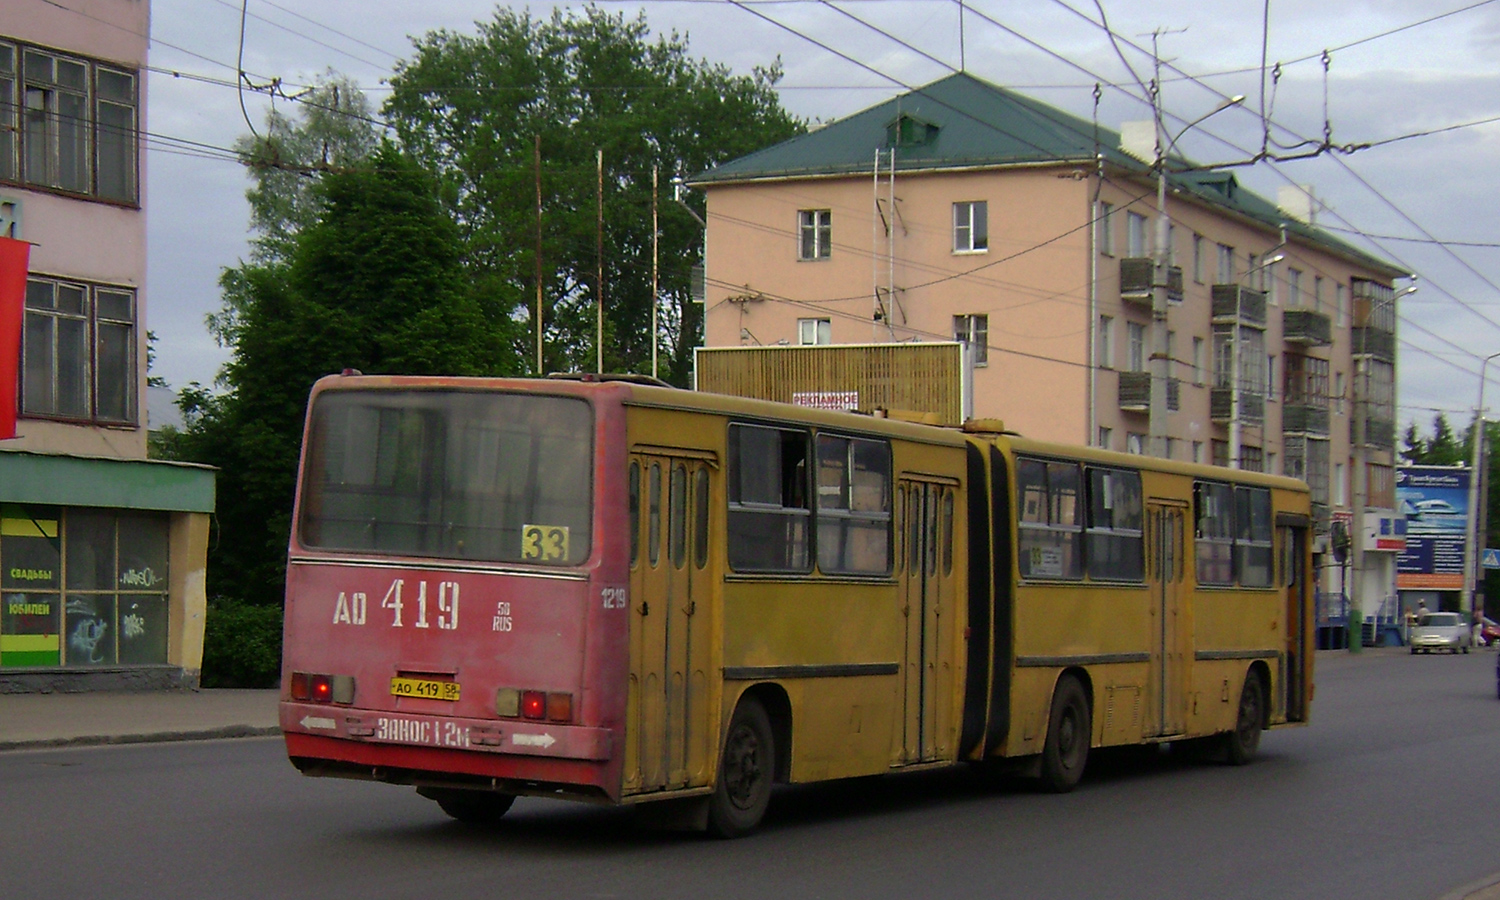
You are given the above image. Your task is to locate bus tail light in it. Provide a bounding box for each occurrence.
[289,671,355,704]
[495,688,520,718]
[521,690,546,720]
[290,671,310,701]
[546,692,573,723]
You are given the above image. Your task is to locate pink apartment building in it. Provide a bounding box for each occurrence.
[0,0,214,690]
[692,73,1406,632]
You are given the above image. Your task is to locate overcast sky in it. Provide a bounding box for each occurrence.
[144,0,1500,431]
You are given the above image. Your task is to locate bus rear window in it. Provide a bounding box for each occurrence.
[299,390,593,565]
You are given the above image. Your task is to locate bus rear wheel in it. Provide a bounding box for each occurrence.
[419,787,516,825]
[708,697,774,838]
[1223,672,1264,766]
[1039,676,1090,793]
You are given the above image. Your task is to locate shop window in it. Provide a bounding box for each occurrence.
[0,505,61,667]
[0,506,168,669]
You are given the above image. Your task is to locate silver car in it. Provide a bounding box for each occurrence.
[1410,612,1473,654]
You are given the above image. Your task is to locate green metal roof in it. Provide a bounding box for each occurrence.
[692,72,1404,278]
[0,451,216,513]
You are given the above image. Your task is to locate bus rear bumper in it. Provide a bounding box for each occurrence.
[280,701,613,760]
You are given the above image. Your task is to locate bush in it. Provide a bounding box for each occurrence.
[200,598,283,688]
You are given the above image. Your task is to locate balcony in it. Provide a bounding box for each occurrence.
[1353,326,1395,362]
[1212,284,1267,326]
[1118,371,1180,411]
[1283,309,1332,346]
[1120,258,1184,308]
[1359,416,1397,451]
[1283,403,1330,437]
[1211,388,1264,424]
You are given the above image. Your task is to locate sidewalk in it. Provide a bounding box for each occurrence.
[0,688,281,751]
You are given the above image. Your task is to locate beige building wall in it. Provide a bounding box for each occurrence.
[705,167,1095,445]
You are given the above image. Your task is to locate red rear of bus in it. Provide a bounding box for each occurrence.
[280,375,632,802]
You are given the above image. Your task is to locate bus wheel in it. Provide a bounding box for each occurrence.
[420,788,516,825]
[708,697,774,838]
[1039,676,1090,793]
[1223,672,1264,766]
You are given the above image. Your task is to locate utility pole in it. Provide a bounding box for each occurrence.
[596,148,604,374]
[1148,67,1171,459]
[1350,358,1366,653]
[534,134,543,376]
[1466,352,1500,619]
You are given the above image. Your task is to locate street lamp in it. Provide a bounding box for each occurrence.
[1149,95,1246,458]
[1465,350,1500,620]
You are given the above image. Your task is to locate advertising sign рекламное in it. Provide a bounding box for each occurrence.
[1395,466,1471,590]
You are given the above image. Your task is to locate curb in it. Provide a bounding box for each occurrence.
[1438,872,1500,900]
[0,725,282,753]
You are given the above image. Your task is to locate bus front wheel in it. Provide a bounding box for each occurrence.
[708,697,775,838]
[1039,676,1090,793]
[419,787,516,825]
[1223,672,1264,766]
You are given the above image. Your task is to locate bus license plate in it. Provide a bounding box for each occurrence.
[390,677,460,701]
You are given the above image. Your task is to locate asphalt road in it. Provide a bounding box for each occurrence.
[5,648,1500,900]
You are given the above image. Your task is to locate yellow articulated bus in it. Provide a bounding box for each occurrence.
[281,375,1313,836]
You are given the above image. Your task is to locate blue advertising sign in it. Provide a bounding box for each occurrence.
[1395,466,1471,589]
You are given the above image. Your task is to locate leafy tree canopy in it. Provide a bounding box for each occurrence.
[383,5,804,383]
[176,143,520,607]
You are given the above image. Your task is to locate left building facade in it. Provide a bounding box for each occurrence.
[1,0,215,691]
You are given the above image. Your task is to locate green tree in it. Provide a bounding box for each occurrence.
[383,6,803,384]
[1401,413,1468,466]
[177,143,519,614]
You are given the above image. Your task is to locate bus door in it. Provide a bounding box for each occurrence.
[1280,519,1309,722]
[626,450,715,793]
[898,478,955,763]
[1147,501,1188,737]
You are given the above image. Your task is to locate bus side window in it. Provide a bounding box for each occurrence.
[629,461,641,567]
[694,468,709,570]
[726,423,811,572]
[649,463,662,567]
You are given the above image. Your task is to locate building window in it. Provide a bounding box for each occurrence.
[1127,322,1145,372]
[1098,202,1114,256]
[1098,315,1114,368]
[1212,439,1229,468]
[1193,441,1204,464]
[1165,437,1176,460]
[1,42,138,203]
[0,505,170,669]
[1126,432,1145,455]
[797,209,831,260]
[1164,224,1176,266]
[1314,275,1324,312]
[1239,445,1264,473]
[23,277,137,424]
[1287,268,1303,308]
[1266,354,1277,400]
[953,201,988,253]
[1192,337,1205,384]
[798,318,830,346]
[1216,243,1235,283]
[1335,372,1346,415]
[1334,462,1346,506]
[1127,212,1147,257]
[954,314,988,366]
[1192,234,1204,283]
[1097,426,1113,450]
[1336,283,1347,327]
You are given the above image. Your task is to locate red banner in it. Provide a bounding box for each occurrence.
[0,236,29,440]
